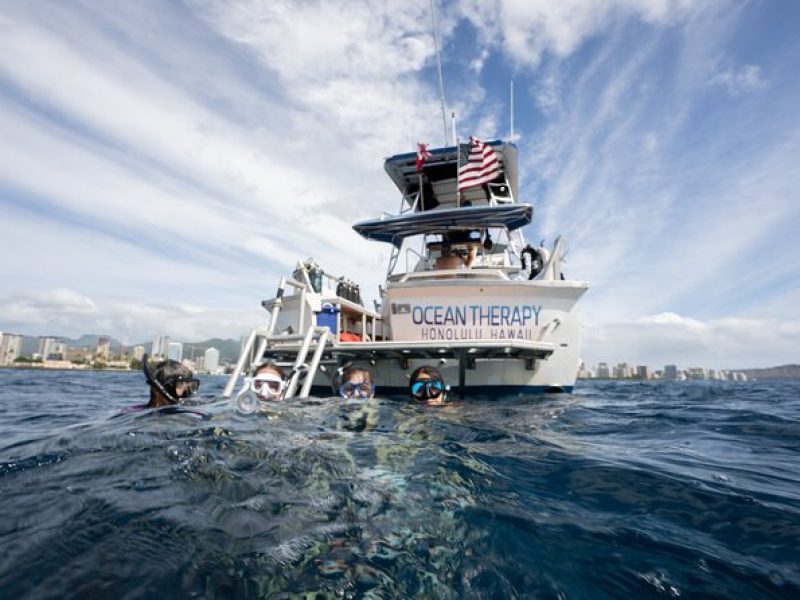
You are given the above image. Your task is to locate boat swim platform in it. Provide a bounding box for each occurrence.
[226,327,558,399]
[260,339,555,363]
[254,339,555,399]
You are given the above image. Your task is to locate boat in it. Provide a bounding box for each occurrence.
[224,139,588,400]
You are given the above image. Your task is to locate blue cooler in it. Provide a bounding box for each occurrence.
[316,303,339,334]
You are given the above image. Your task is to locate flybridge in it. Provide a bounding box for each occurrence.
[383,140,520,210]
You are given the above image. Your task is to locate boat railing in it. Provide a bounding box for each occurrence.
[390,268,510,283]
[486,181,514,205]
[406,246,427,272]
[398,191,420,215]
[285,326,331,398]
[265,276,307,336]
[540,236,568,281]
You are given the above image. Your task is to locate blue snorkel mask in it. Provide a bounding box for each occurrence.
[410,379,445,401]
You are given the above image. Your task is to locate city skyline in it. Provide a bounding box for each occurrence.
[0,330,225,373]
[0,2,798,369]
[579,361,749,382]
[0,328,787,376]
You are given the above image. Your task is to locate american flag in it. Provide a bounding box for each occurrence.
[457,137,501,192]
[416,142,432,173]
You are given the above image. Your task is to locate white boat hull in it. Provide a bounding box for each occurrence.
[298,278,588,398]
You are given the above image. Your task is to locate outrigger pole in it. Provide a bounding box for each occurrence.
[429,0,448,146]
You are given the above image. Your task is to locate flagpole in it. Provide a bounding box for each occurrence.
[419,171,424,211]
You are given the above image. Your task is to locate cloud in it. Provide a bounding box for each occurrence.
[584,312,800,369]
[0,0,797,370]
[533,71,562,113]
[189,0,448,156]
[458,0,704,69]
[469,48,490,73]
[0,289,98,328]
[0,3,398,297]
[516,2,800,325]
[0,288,263,344]
[709,64,766,95]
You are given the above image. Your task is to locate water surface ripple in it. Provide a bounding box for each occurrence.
[1,371,798,598]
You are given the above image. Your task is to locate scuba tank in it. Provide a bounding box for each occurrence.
[308,261,323,293]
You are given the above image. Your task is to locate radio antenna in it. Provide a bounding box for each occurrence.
[510,79,515,139]
[429,0,449,146]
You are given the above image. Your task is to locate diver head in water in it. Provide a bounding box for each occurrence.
[251,362,287,401]
[143,356,200,408]
[409,365,446,405]
[338,366,375,399]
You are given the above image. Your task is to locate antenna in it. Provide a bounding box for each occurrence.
[429,0,449,146]
[510,79,515,139]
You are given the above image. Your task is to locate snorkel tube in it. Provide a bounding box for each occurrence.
[142,353,179,404]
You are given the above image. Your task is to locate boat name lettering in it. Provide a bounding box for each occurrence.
[421,327,533,341]
[410,304,541,327]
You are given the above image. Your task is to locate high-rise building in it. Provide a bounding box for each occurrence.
[96,336,111,361]
[613,362,631,379]
[685,367,707,380]
[577,360,591,379]
[0,333,24,366]
[38,337,64,360]
[204,347,220,374]
[132,345,145,361]
[596,362,610,378]
[167,342,183,362]
[151,335,170,358]
[52,340,66,360]
[636,365,649,379]
[664,364,679,379]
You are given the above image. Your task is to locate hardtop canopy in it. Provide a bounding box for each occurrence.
[352,203,533,247]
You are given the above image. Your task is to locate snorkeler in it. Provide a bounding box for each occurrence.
[142,355,201,408]
[338,366,375,400]
[234,362,288,413]
[251,362,287,401]
[409,365,447,406]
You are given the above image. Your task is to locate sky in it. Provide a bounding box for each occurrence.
[1,0,798,370]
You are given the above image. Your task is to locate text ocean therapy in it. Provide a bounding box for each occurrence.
[401,303,544,340]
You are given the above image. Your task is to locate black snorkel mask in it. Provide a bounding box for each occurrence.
[142,354,200,404]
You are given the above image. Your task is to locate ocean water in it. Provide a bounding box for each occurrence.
[0,370,798,599]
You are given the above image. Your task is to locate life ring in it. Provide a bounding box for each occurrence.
[521,245,543,280]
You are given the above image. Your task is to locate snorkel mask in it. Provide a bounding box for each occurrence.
[142,354,200,404]
[338,381,375,399]
[410,378,445,401]
[252,372,286,400]
[236,368,287,413]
